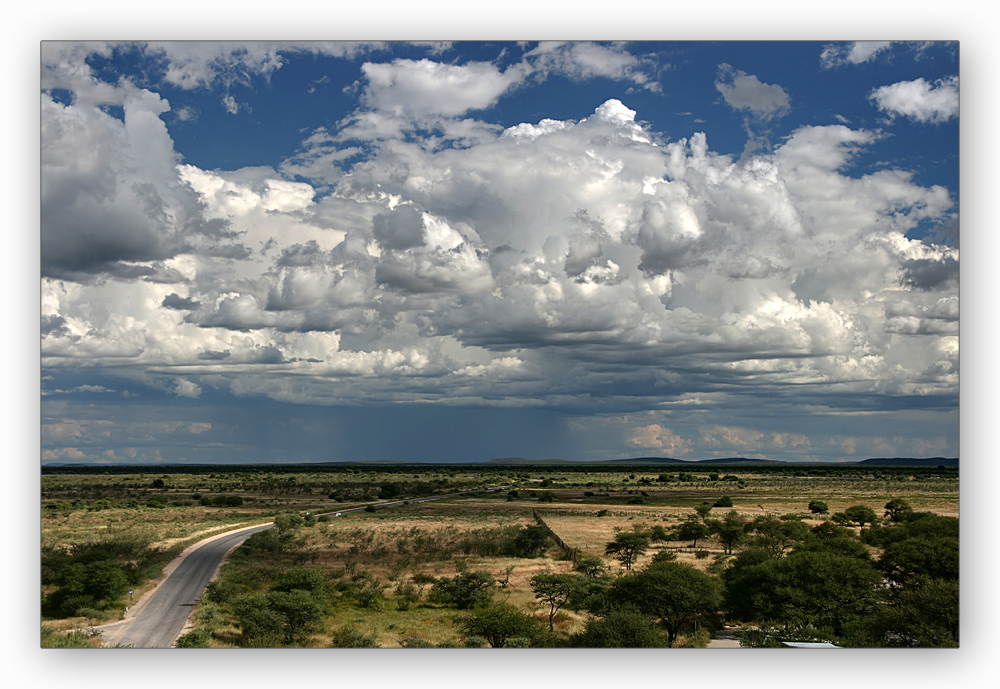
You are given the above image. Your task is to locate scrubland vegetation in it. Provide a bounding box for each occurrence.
[41,463,958,648]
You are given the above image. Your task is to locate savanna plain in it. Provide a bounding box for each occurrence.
[40,463,958,649]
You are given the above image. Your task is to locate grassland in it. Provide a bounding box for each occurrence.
[40,463,958,647]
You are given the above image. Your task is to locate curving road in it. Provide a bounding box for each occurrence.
[97,522,274,648]
[95,485,507,648]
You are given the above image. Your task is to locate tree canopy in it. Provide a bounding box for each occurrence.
[605,530,650,571]
[608,560,722,645]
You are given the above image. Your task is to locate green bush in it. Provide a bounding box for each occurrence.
[509,525,551,557]
[331,626,379,648]
[271,567,329,595]
[238,528,284,555]
[571,608,668,648]
[59,560,129,602]
[713,496,734,508]
[429,570,496,609]
[175,627,211,648]
[458,602,546,648]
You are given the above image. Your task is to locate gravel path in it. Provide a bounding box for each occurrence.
[707,626,742,648]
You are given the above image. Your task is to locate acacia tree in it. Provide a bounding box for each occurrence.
[708,510,747,554]
[675,518,710,548]
[610,560,722,645]
[745,514,810,556]
[605,530,650,571]
[883,498,913,524]
[842,505,879,530]
[531,573,581,631]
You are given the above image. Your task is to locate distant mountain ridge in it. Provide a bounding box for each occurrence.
[42,456,958,467]
[484,456,957,467]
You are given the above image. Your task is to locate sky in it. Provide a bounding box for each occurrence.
[39,39,961,465]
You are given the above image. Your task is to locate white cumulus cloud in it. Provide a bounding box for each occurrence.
[869,76,959,124]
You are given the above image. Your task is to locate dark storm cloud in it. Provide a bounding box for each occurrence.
[372,206,426,249]
[277,240,327,267]
[162,293,201,310]
[201,243,253,260]
[41,315,68,336]
[901,257,959,290]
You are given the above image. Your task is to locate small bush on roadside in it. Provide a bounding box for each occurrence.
[40,627,102,648]
[175,627,211,648]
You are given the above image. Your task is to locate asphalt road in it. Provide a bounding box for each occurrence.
[97,522,274,648]
[95,485,507,648]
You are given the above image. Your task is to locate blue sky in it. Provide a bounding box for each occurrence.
[40,40,960,464]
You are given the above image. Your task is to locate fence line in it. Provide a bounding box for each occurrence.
[532,509,578,566]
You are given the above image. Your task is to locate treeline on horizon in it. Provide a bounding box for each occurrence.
[41,463,958,478]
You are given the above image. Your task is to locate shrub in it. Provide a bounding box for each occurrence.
[352,578,386,611]
[271,567,329,595]
[510,525,551,558]
[273,514,305,531]
[59,560,129,602]
[575,556,607,578]
[809,500,829,514]
[571,608,668,648]
[429,570,496,609]
[40,627,101,648]
[175,627,211,648]
[331,626,379,648]
[239,528,284,555]
[458,602,545,648]
[649,525,669,542]
[713,496,734,508]
[235,602,287,648]
[394,580,419,611]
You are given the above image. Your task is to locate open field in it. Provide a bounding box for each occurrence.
[41,463,959,648]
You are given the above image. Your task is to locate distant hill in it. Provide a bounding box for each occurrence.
[857,457,958,467]
[43,456,958,469]
[489,456,789,466]
[486,456,955,467]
